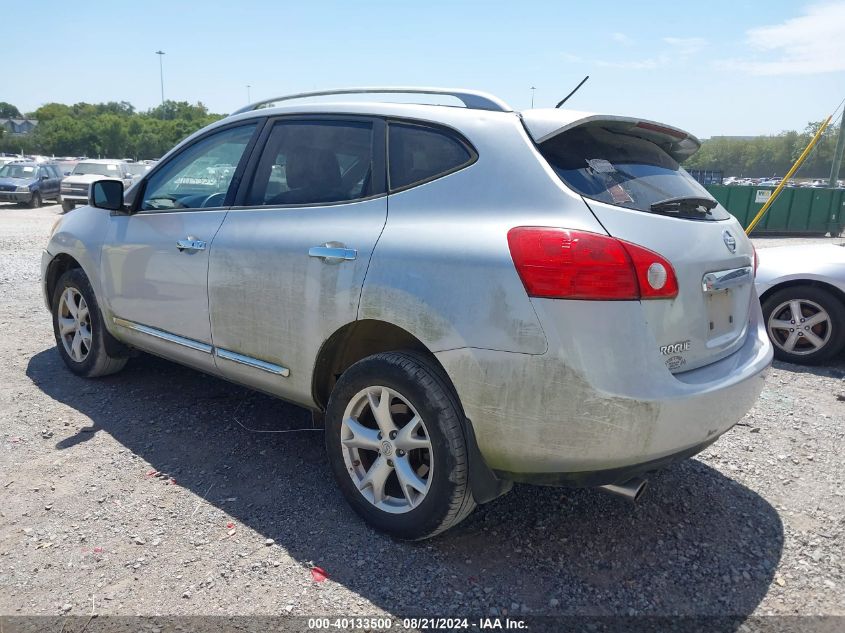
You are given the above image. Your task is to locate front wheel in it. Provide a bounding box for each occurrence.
[28,192,42,208]
[762,285,845,364]
[51,268,128,377]
[325,351,475,540]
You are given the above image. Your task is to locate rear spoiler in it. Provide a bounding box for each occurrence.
[520,109,701,162]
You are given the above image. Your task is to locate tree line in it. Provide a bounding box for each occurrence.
[0,100,222,159]
[682,121,840,179]
[1,99,841,178]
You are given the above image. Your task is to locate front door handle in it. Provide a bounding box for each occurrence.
[176,237,207,253]
[308,242,357,264]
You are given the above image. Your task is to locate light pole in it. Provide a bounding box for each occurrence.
[246,84,251,103]
[530,86,536,108]
[155,50,165,106]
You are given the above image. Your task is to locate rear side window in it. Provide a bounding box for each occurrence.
[388,123,474,191]
[540,126,729,220]
[247,120,374,206]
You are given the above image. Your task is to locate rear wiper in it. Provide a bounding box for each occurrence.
[650,196,717,215]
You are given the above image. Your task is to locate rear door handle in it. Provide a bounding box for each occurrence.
[308,242,357,264]
[176,237,207,253]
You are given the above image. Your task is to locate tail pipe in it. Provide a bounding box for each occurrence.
[599,477,648,503]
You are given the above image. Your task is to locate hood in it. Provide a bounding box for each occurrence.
[0,176,34,187]
[520,108,701,162]
[63,173,121,185]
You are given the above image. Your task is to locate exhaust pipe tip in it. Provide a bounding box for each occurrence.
[598,477,648,503]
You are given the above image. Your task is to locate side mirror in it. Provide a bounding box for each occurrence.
[64,171,71,176]
[90,179,124,211]
[41,175,49,180]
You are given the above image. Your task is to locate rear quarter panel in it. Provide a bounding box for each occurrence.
[359,113,607,353]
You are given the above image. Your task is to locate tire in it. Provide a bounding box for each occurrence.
[28,191,42,209]
[51,268,128,377]
[325,351,476,540]
[762,285,845,365]
[61,200,75,213]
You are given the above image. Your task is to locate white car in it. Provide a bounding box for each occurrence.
[60,160,134,213]
[756,244,845,364]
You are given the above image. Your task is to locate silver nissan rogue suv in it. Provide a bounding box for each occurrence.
[41,88,772,539]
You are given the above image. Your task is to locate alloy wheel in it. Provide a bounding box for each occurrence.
[58,287,92,363]
[340,386,433,514]
[767,298,832,356]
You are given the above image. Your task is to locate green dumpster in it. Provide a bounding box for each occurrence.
[705,185,845,236]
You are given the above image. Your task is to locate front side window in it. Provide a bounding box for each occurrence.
[540,126,729,220]
[140,123,257,212]
[388,123,473,190]
[246,120,374,206]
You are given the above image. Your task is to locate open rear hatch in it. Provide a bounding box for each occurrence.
[524,110,755,372]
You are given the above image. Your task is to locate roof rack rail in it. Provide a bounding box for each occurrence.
[229,87,512,116]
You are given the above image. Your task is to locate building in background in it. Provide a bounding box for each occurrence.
[0,118,38,136]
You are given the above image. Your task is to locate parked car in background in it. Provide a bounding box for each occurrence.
[42,87,772,539]
[756,244,845,364]
[60,159,135,212]
[0,161,63,207]
[124,162,153,186]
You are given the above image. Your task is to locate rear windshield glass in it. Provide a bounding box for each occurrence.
[540,126,729,220]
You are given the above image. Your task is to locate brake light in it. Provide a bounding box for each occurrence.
[507,227,678,300]
[634,121,687,140]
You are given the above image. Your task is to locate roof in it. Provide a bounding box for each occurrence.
[75,158,126,164]
[230,87,513,116]
[164,88,703,165]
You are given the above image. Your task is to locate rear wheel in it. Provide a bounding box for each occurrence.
[762,285,845,364]
[51,268,128,377]
[325,351,475,540]
[61,200,75,213]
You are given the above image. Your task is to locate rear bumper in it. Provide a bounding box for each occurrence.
[60,194,87,203]
[436,297,772,484]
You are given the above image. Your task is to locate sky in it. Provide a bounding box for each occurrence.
[3,0,844,138]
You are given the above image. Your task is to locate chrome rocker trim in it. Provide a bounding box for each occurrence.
[112,317,290,377]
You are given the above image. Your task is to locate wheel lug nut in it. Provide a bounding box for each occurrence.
[397,449,405,456]
[377,432,382,440]
[387,459,394,468]
[389,431,397,440]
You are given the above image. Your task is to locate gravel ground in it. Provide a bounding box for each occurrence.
[0,203,843,619]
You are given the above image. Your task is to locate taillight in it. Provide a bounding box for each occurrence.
[507,227,678,300]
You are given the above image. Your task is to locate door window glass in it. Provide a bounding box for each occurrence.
[140,123,256,212]
[388,123,473,190]
[247,120,374,206]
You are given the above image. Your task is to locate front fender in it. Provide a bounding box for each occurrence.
[44,206,110,309]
